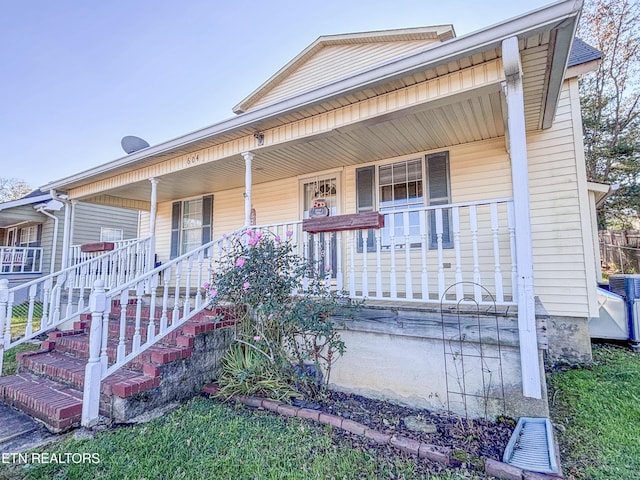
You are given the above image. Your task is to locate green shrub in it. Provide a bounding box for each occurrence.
[207,229,352,400]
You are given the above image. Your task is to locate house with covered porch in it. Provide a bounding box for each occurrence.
[0,0,605,428]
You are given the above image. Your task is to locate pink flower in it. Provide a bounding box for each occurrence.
[248,236,259,246]
[274,235,281,243]
[203,282,210,290]
[253,336,261,341]
[246,230,254,237]
[256,231,263,239]
[243,282,250,291]
[209,288,217,297]
[235,257,246,267]
[286,230,293,237]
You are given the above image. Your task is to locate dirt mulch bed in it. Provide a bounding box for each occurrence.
[293,390,516,478]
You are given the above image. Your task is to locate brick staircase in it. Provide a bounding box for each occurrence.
[0,301,236,432]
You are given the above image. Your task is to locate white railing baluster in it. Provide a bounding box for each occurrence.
[452,206,463,301]
[160,267,172,334]
[336,231,343,293]
[324,234,331,293]
[348,231,356,297]
[491,202,504,303]
[389,214,397,299]
[435,208,445,301]
[419,212,428,301]
[147,274,158,343]
[195,250,204,310]
[133,281,143,352]
[469,205,482,303]
[117,290,129,363]
[25,284,37,337]
[100,308,109,372]
[4,292,13,346]
[403,211,413,300]
[361,230,369,298]
[375,228,383,298]
[183,256,193,317]
[172,262,183,328]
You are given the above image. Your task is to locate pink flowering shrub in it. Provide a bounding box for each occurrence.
[207,229,349,400]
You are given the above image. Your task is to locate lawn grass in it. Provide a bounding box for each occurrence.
[7,302,43,337]
[1,343,40,375]
[549,344,640,480]
[0,398,480,480]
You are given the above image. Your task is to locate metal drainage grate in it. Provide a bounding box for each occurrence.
[503,417,559,474]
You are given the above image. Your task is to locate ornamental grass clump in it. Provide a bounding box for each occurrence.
[207,229,349,400]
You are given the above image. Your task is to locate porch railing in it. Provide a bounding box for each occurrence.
[0,247,44,274]
[68,237,152,290]
[255,198,516,306]
[70,239,146,265]
[0,236,152,375]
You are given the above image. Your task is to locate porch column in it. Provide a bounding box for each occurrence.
[60,197,72,269]
[69,200,78,265]
[502,36,541,399]
[148,178,159,271]
[241,152,253,227]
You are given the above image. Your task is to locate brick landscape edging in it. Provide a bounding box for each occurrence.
[203,386,563,480]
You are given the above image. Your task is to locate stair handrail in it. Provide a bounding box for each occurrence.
[0,236,152,372]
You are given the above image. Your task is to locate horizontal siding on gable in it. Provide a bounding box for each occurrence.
[250,40,441,111]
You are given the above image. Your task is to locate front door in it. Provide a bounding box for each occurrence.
[301,175,340,278]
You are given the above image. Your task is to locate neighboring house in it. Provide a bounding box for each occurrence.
[0,190,139,290]
[5,0,604,422]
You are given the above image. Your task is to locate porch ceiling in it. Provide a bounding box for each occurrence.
[81,86,506,206]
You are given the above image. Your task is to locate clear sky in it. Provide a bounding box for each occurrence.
[1,0,555,189]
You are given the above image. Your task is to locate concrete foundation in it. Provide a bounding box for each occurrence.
[329,304,549,419]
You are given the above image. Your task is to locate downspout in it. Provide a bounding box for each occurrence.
[36,206,59,275]
[49,190,71,269]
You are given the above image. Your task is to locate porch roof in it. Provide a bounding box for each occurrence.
[42,0,583,206]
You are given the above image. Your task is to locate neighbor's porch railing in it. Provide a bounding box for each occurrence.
[68,237,152,290]
[70,238,146,265]
[0,236,152,375]
[0,247,44,274]
[255,198,516,306]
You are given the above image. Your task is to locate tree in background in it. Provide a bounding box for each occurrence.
[578,0,640,229]
[0,178,32,203]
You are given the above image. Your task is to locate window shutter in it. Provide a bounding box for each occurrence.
[356,166,376,252]
[170,201,181,259]
[427,153,453,249]
[201,195,213,245]
[16,229,22,246]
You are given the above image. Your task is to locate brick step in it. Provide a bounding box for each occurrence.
[0,373,83,433]
[17,351,160,397]
[45,333,193,373]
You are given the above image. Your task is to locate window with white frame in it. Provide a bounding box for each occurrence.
[170,195,213,258]
[100,227,123,242]
[355,152,452,250]
[18,225,40,247]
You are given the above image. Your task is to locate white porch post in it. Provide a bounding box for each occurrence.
[502,36,542,399]
[68,200,78,266]
[148,178,159,271]
[242,152,253,227]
